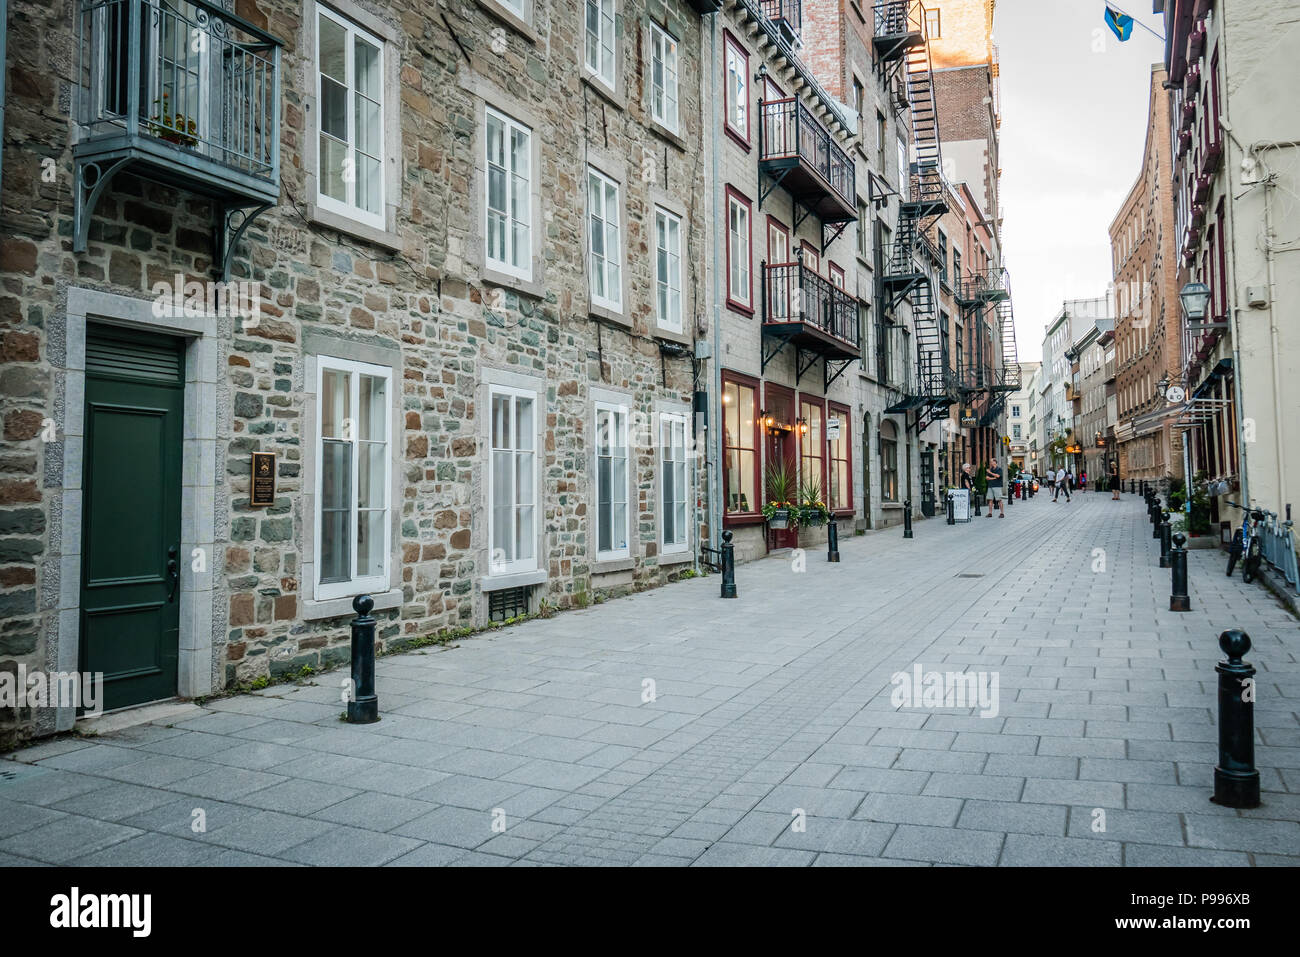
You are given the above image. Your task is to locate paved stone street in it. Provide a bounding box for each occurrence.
[3,492,1298,866]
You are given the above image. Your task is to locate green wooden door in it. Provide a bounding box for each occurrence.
[81,325,184,712]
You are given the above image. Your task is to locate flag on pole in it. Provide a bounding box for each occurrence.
[1105,5,1134,42]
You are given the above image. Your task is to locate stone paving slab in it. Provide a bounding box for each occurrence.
[2,494,1298,865]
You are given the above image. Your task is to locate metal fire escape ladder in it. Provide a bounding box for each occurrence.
[979,269,1021,427]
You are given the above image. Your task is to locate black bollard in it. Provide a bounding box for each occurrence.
[946,491,955,525]
[974,493,981,517]
[1212,630,1261,809]
[720,529,737,598]
[1169,532,1190,611]
[1129,479,1135,494]
[903,499,914,539]
[827,518,841,563]
[347,594,379,723]
[1158,510,1172,568]
[1152,498,1163,539]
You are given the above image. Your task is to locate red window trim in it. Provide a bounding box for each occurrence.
[800,239,820,275]
[828,400,853,515]
[828,261,845,289]
[723,31,751,151]
[797,393,827,501]
[722,369,762,526]
[766,215,791,265]
[725,185,754,316]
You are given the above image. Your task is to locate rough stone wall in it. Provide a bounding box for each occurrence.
[0,0,708,741]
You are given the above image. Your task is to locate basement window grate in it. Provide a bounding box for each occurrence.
[488,586,531,622]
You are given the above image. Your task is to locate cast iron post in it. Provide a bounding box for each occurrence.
[347,594,379,723]
[1169,532,1190,612]
[1152,498,1163,538]
[827,518,840,563]
[903,499,913,539]
[720,529,737,599]
[946,490,955,525]
[1212,630,1261,809]
[1158,510,1172,568]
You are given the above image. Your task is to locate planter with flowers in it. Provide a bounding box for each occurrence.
[762,461,798,531]
[149,94,199,148]
[797,477,830,528]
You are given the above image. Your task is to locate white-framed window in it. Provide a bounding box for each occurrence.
[654,206,683,332]
[649,23,679,132]
[584,0,616,89]
[485,107,532,280]
[315,356,391,601]
[660,413,688,554]
[896,137,908,189]
[727,189,751,309]
[588,166,623,311]
[315,4,386,230]
[724,33,748,141]
[595,401,630,559]
[489,385,537,574]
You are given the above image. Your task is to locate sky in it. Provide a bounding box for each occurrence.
[993,0,1168,364]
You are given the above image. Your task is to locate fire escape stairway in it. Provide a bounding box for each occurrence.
[979,270,1021,428]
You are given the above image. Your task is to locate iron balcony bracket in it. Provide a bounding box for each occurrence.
[73,155,133,254]
[758,166,792,212]
[795,347,820,385]
[822,219,850,253]
[761,327,797,374]
[824,356,855,392]
[215,202,274,283]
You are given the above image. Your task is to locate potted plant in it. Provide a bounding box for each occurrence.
[1188,470,1212,536]
[149,94,199,148]
[797,476,830,528]
[762,461,798,530]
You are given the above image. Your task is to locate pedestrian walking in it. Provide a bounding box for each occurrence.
[1109,461,1121,500]
[985,457,1005,518]
[1079,469,1087,493]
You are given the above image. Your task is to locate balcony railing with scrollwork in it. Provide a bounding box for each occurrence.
[758,97,855,215]
[763,260,859,349]
[77,0,281,184]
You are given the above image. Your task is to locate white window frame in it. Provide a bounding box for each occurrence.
[584,0,617,91]
[654,206,683,333]
[488,384,539,575]
[659,412,689,555]
[724,33,749,141]
[649,23,679,133]
[314,355,392,602]
[484,106,533,281]
[314,3,387,231]
[595,400,631,560]
[588,166,623,312]
[727,192,751,309]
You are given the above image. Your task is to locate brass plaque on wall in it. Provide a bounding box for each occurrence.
[251,451,276,507]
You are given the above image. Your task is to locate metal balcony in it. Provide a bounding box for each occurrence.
[872,0,926,62]
[760,0,801,43]
[75,0,282,279]
[758,97,857,226]
[761,259,860,390]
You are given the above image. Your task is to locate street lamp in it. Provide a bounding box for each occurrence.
[1178,282,1211,320]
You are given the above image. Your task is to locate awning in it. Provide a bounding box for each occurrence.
[1192,357,1233,399]
[1174,397,1232,427]
[1130,404,1183,437]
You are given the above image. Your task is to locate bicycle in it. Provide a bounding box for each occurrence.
[1224,500,1265,584]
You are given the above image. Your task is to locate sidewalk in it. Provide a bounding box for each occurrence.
[2,493,1297,866]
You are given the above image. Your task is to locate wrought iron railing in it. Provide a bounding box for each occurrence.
[763,261,859,348]
[759,97,855,211]
[872,0,924,38]
[78,0,281,180]
[760,0,802,35]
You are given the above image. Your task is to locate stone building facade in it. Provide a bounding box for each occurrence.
[0,0,1011,742]
[0,0,711,742]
